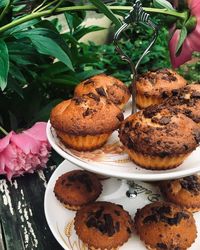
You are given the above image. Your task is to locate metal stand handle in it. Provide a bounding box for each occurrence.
[114,0,158,114]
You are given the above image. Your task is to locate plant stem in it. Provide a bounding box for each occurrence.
[0,126,8,136]
[0,5,187,34]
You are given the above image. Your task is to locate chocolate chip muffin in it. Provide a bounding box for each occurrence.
[54,170,102,210]
[160,175,200,212]
[74,74,131,109]
[74,201,133,250]
[50,93,124,151]
[136,68,187,109]
[164,84,200,126]
[134,201,197,250]
[119,105,200,170]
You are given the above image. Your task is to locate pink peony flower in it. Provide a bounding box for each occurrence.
[169,0,200,68]
[0,122,51,180]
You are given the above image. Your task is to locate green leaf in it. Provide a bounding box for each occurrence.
[3,19,40,36]
[7,75,24,98]
[9,62,26,83]
[14,28,73,70]
[89,0,121,29]
[175,26,187,56]
[74,25,105,41]
[153,0,174,10]
[0,39,9,90]
[0,0,8,9]
[64,13,83,33]
[31,99,62,123]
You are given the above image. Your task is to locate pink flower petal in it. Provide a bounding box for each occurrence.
[0,132,14,153]
[11,133,41,154]
[23,122,48,141]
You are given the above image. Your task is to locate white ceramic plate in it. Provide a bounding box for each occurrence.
[46,117,200,181]
[44,160,200,250]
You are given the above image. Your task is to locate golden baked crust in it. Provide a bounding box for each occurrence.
[50,93,124,135]
[160,175,200,212]
[136,68,187,99]
[74,201,133,249]
[74,74,130,108]
[134,201,197,250]
[54,170,102,210]
[165,84,200,124]
[119,105,200,157]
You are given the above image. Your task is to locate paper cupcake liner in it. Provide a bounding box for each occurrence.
[136,94,162,109]
[125,148,191,170]
[56,130,110,151]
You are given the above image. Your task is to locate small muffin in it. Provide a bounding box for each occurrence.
[54,170,102,210]
[160,175,200,212]
[50,93,124,151]
[136,68,187,109]
[164,84,200,126]
[74,201,133,250]
[74,74,131,109]
[119,105,200,170]
[134,201,197,250]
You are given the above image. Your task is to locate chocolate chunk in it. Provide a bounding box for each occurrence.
[73,96,84,105]
[87,93,100,102]
[115,221,120,232]
[116,112,124,122]
[191,91,200,98]
[193,130,200,143]
[95,87,107,97]
[162,75,177,82]
[83,108,94,117]
[104,214,115,237]
[162,91,170,98]
[114,210,120,216]
[151,116,171,125]
[144,205,189,226]
[180,175,200,194]
[143,214,158,224]
[172,89,179,96]
[95,208,104,219]
[86,217,97,228]
[84,79,94,85]
[156,243,167,249]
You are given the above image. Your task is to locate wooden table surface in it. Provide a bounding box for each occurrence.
[0,153,64,250]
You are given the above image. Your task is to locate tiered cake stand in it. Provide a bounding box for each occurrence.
[44,1,200,249]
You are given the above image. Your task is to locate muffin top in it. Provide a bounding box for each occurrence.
[165,84,200,123]
[119,105,200,157]
[50,93,124,135]
[160,175,200,210]
[74,201,133,249]
[74,74,131,107]
[136,68,187,98]
[134,201,197,250]
[54,170,102,206]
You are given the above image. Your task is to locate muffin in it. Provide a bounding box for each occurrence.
[74,74,131,109]
[160,175,200,212]
[136,68,187,109]
[119,105,200,170]
[134,201,197,250]
[164,84,200,126]
[74,201,133,250]
[54,170,102,210]
[50,93,124,151]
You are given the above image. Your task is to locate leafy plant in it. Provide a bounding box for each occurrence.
[0,0,199,135]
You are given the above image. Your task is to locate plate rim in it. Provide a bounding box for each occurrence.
[46,120,200,181]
